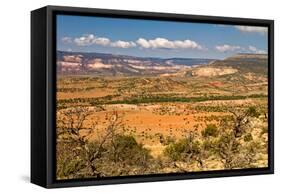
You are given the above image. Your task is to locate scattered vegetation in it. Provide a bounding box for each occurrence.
[56,66,268,179]
[57,105,268,179]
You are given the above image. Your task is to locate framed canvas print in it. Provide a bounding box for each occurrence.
[31,5,274,188]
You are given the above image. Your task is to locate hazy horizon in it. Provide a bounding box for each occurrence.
[57,49,267,61]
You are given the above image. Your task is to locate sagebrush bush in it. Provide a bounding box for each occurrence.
[111,135,151,166]
[201,124,218,137]
[164,137,201,162]
[246,106,260,118]
[244,133,253,142]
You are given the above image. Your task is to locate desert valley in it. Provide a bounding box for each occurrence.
[56,51,268,179]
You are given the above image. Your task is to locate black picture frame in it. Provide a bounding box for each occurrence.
[31,5,274,188]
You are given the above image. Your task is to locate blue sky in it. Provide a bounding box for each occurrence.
[57,15,268,59]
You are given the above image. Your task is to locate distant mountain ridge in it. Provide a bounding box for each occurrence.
[208,53,268,75]
[57,51,215,76]
[57,51,268,77]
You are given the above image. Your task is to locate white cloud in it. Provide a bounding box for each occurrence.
[110,40,136,48]
[93,37,111,46]
[215,44,267,54]
[248,45,257,52]
[215,44,241,52]
[74,34,95,46]
[248,45,267,54]
[235,26,267,34]
[68,34,205,50]
[73,34,136,48]
[136,37,203,50]
[61,37,73,44]
[136,38,151,48]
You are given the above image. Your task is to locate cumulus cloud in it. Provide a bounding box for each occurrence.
[74,34,112,47]
[61,37,73,44]
[72,34,136,48]
[73,34,95,46]
[215,44,267,54]
[110,40,136,48]
[93,37,111,46]
[248,45,267,54]
[64,34,205,50]
[136,37,203,50]
[235,26,268,34]
[215,44,241,52]
[136,38,151,49]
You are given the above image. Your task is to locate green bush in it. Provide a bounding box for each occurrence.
[244,133,253,142]
[246,106,260,118]
[56,142,88,179]
[115,135,138,150]
[216,132,240,168]
[164,138,201,161]
[164,139,187,161]
[112,135,151,166]
[201,124,218,138]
